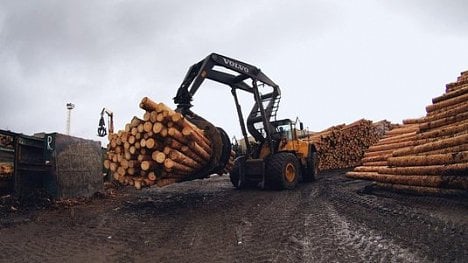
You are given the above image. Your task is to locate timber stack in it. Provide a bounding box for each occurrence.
[306,119,394,171]
[347,71,468,194]
[104,97,234,189]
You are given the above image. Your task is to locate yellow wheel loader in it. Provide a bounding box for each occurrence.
[174,53,318,190]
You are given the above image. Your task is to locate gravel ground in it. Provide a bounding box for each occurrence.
[0,170,467,262]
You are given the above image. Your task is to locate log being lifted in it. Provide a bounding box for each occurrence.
[106,96,232,190]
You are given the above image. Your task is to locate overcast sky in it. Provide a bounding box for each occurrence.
[1,0,467,145]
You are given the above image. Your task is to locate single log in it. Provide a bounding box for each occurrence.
[353,166,386,173]
[156,102,176,115]
[120,159,129,169]
[145,138,157,149]
[143,111,151,122]
[117,166,126,176]
[368,140,415,152]
[153,122,164,134]
[432,86,468,104]
[168,127,188,144]
[131,116,143,128]
[346,171,380,179]
[166,138,206,163]
[168,149,201,169]
[425,92,468,113]
[152,151,166,164]
[148,171,157,181]
[387,151,468,167]
[418,143,468,156]
[361,154,392,163]
[140,160,157,171]
[164,158,194,174]
[393,133,468,157]
[416,120,468,140]
[403,118,425,125]
[362,161,388,167]
[156,113,166,122]
[143,121,153,133]
[148,111,157,122]
[124,123,131,133]
[137,123,144,133]
[128,135,136,145]
[140,97,160,112]
[377,132,417,145]
[384,125,419,136]
[419,111,468,132]
[377,163,468,176]
[424,102,468,123]
[364,149,395,158]
[129,146,137,155]
[182,127,212,153]
[189,141,211,160]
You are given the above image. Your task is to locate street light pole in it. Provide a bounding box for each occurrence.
[66,103,75,135]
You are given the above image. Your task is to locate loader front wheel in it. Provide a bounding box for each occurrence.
[266,152,300,190]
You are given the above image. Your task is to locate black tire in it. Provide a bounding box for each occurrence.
[303,152,318,182]
[266,152,300,190]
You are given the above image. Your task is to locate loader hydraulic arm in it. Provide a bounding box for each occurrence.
[174,53,282,151]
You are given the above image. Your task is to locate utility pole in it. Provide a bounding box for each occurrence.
[66,103,75,135]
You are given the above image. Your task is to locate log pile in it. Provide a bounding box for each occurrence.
[104,97,234,189]
[306,119,394,171]
[347,71,468,194]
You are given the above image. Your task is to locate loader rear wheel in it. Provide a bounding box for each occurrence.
[266,152,300,190]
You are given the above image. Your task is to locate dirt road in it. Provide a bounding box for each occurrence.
[1,170,467,262]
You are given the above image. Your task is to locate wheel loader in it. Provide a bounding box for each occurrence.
[174,53,318,190]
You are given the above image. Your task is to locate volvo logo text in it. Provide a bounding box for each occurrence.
[222,58,249,73]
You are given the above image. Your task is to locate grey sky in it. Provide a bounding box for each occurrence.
[1,0,467,145]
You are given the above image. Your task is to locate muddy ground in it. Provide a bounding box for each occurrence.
[0,170,467,263]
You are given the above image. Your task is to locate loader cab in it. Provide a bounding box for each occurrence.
[271,119,303,141]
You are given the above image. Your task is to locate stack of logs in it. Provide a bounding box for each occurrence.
[104,97,234,189]
[305,119,394,171]
[347,71,468,194]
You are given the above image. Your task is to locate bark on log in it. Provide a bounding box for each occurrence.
[425,92,468,113]
[393,133,468,157]
[377,163,468,175]
[164,158,194,174]
[387,151,468,167]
